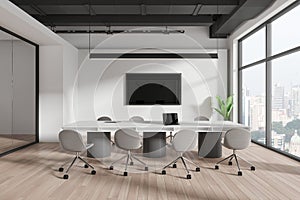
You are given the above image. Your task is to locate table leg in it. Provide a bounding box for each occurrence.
[143,132,166,158]
[198,132,222,158]
[87,132,111,158]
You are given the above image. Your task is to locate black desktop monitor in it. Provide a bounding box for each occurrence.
[163,113,179,125]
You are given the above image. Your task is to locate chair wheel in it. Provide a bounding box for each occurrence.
[187,174,191,179]
[162,170,166,175]
[109,166,113,170]
[130,161,134,165]
[59,167,64,172]
[63,174,69,179]
[123,172,128,176]
[238,171,242,176]
[251,166,255,171]
[215,165,219,170]
[172,163,177,168]
[145,166,148,171]
[91,170,96,175]
[84,164,89,168]
[228,161,232,166]
[196,167,200,172]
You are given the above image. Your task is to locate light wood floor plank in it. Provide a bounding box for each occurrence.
[0,142,300,200]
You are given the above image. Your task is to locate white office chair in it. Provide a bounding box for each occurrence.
[215,128,255,176]
[97,116,112,121]
[129,116,144,123]
[109,128,148,176]
[58,130,96,179]
[194,116,209,121]
[162,130,200,179]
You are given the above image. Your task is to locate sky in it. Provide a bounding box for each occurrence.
[242,4,300,96]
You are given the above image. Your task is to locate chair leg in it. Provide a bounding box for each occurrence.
[124,153,130,175]
[233,154,243,176]
[78,156,94,169]
[60,156,77,168]
[65,156,77,174]
[182,156,200,169]
[216,154,234,165]
[110,155,127,166]
[236,155,256,171]
[163,156,181,169]
[233,154,241,171]
[180,157,190,174]
[131,155,147,166]
[236,155,253,166]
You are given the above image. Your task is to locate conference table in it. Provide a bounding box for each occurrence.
[62,120,249,158]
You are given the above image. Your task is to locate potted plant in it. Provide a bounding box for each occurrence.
[214,95,233,120]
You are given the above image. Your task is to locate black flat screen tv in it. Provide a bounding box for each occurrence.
[126,73,181,105]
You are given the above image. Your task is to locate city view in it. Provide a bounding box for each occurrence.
[243,83,300,158]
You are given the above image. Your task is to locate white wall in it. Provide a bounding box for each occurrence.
[75,49,227,122]
[63,46,79,125]
[58,26,230,123]
[39,46,63,142]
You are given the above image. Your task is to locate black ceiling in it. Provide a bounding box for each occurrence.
[10,0,275,38]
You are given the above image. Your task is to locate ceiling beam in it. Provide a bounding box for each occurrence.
[11,0,239,6]
[32,14,215,26]
[210,0,275,38]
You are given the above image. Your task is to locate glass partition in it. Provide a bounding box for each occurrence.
[0,27,37,155]
[0,30,13,153]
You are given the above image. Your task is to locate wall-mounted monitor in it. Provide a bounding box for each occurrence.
[126,73,181,105]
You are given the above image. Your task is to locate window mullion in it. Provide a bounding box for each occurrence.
[266,23,272,147]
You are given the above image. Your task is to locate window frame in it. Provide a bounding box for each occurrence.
[238,1,300,161]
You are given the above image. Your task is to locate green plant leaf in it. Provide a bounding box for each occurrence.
[215,95,233,120]
[216,96,223,108]
[226,96,233,108]
[214,108,224,116]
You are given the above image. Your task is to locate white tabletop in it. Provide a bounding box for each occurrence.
[62,120,249,132]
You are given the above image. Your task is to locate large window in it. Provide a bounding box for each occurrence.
[239,2,300,160]
[241,63,266,144]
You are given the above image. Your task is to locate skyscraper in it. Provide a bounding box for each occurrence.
[273,84,284,109]
[291,85,300,117]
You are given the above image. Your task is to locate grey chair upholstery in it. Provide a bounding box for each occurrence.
[215,128,255,176]
[109,128,148,176]
[162,130,200,179]
[97,116,112,121]
[97,116,115,145]
[194,116,209,121]
[129,116,144,123]
[58,130,96,179]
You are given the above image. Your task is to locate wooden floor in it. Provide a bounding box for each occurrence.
[0,143,300,200]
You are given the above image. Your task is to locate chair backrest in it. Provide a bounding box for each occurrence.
[172,130,197,152]
[129,116,144,123]
[97,116,112,121]
[115,128,141,150]
[223,128,251,150]
[194,116,209,121]
[59,130,86,152]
